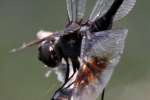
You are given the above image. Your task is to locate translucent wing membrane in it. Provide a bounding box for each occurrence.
[72,29,128,100]
[66,0,87,22]
[89,0,136,22]
[89,0,114,22]
[77,0,87,21]
[113,0,136,21]
[87,29,128,58]
[53,29,128,100]
[10,31,62,53]
[66,0,77,21]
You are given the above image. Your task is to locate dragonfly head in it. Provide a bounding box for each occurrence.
[38,40,61,68]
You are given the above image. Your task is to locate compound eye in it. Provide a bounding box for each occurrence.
[38,41,60,68]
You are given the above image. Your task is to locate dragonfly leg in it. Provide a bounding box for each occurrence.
[101,88,105,100]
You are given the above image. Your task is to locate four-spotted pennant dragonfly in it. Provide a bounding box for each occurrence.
[11,0,136,100]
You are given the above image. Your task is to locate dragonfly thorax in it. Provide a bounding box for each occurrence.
[64,22,81,35]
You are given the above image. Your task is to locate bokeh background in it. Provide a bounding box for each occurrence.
[0,0,149,100]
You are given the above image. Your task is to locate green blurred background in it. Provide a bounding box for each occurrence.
[0,0,150,100]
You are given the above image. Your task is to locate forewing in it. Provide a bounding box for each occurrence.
[89,0,114,22]
[66,0,87,22]
[10,31,62,53]
[76,0,87,21]
[87,29,128,59]
[113,0,136,21]
[66,0,77,21]
[71,29,128,100]
[89,0,136,22]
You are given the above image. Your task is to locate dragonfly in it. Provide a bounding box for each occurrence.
[11,0,136,100]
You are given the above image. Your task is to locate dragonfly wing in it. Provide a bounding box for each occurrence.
[71,29,128,100]
[89,0,114,22]
[10,31,62,53]
[87,29,128,59]
[66,0,77,22]
[113,0,136,21]
[76,0,87,21]
[66,0,87,22]
[89,0,136,23]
